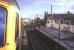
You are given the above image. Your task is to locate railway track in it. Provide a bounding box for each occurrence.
[17,27,67,50]
[21,30,33,50]
[17,27,33,50]
[27,28,49,50]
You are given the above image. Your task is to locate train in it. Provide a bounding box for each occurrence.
[0,0,22,50]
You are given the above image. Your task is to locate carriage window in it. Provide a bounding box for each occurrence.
[15,14,19,42]
[0,7,6,46]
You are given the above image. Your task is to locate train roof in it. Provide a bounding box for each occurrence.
[0,0,20,9]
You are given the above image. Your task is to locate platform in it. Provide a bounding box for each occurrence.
[36,27,74,50]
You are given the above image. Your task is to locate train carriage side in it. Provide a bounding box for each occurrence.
[0,1,21,50]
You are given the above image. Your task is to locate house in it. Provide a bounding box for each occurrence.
[44,11,74,33]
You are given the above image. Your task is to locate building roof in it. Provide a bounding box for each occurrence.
[47,14,74,20]
[47,14,74,25]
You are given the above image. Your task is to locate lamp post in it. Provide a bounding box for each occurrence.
[59,20,61,39]
[56,20,61,50]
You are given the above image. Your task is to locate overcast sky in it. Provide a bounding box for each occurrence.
[17,0,74,18]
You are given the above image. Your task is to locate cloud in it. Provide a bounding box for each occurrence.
[48,0,74,13]
[24,0,49,6]
[17,0,74,18]
[49,0,74,6]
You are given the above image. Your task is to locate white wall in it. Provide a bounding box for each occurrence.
[70,25,74,33]
[46,20,74,33]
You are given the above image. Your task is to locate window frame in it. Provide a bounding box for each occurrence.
[0,5,7,47]
[15,13,19,44]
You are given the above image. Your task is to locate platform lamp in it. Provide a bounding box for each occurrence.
[58,19,61,39]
